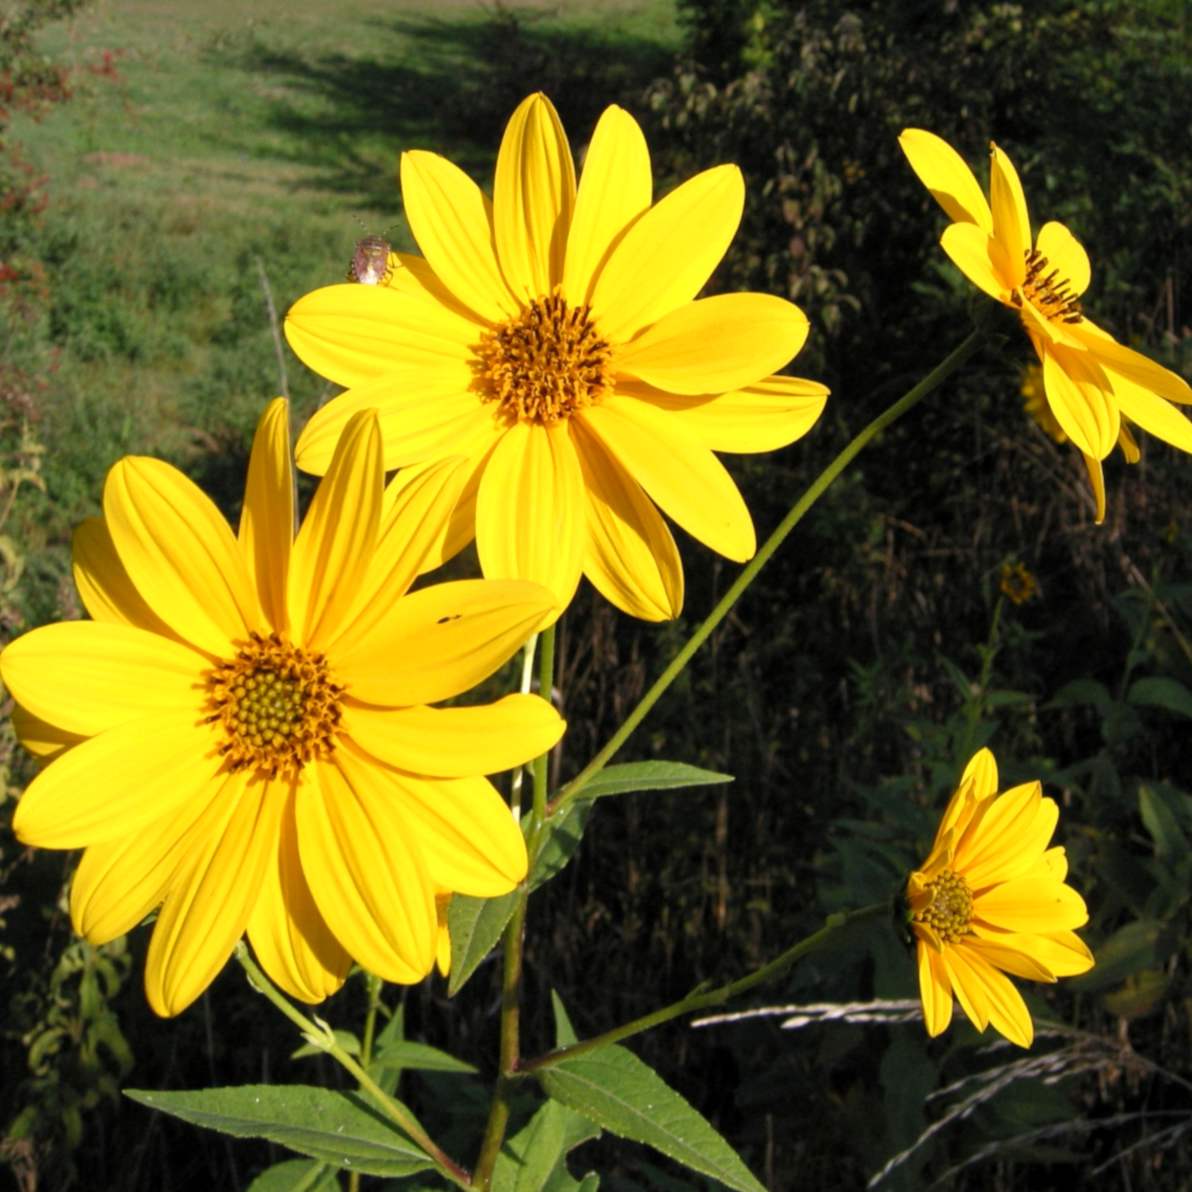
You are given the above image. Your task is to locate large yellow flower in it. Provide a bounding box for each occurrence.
[907,749,1094,1048]
[285,93,827,620]
[900,129,1192,523]
[0,399,563,1016]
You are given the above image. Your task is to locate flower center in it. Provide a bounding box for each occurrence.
[204,632,344,778]
[1017,248,1082,324]
[476,291,613,425]
[914,869,974,943]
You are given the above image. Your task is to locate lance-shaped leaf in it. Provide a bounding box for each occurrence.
[567,761,733,802]
[537,1046,764,1192]
[372,1039,479,1076]
[447,889,520,996]
[245,1158,342,1191]
[125,1085,433,1179]
[491,1098,602,1192]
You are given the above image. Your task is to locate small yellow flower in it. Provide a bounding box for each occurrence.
[286,93,828,621]
[1021,364,1066,445]
[0,399,563,1016]
[900,129,1192,523]
[907,749,1094,1048]
[998,560,1038,605]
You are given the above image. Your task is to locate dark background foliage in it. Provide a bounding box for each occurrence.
[2,0,1191,1188]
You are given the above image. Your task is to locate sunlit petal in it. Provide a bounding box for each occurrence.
[988,142,1030,286]
[898,129,992,230]
[72,517,175,637]
[239,397,293,635]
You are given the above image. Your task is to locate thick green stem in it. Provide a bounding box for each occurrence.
[519,902,889,1073]
[236,945,471,1190]
[551,327,987,814]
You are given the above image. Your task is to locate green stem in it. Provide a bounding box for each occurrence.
[551,327,987,814]
[235,945,472,1190]
[519,902,889,1073]
[528,623,556,859]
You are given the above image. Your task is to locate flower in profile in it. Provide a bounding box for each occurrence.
[998,559,1038,605]
[286,92,827,621]
[0,398,563,1016]
[907,749,1093,1048]
[899,129,1192,523]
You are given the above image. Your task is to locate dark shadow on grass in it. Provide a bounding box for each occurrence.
[212,4,677,206]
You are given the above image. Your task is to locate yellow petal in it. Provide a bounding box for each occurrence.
[563,104,652,306]
[435,894,452,977]
[1042,341,1119,458]
[616,293,809,396]
[494,93,576,300]
[12,713,220,848]
[1035,221,1091,298]
[933,748,998,848]
[298,758,436,983]
[285,282,480,392]
[0,620,205,738]
[965,928,1058,982]
[940,945,990,1032]
[573,417,683,620]
[589,164,744,344]
[1077,320,1192,405]
[381,252,484,324]
[1102,362,1192,455]
[988,142,1030,287]
[247,790,351,1004]
[939,222,1015,304]
[974,874,1089,934]
[1082,452,1107,524]
[239,397,293,635]
[897,129,992,231]
[335,741,527,896]
[288,410,383,652]
[1118,421,1141,464]
[144,770,284,1016]
[947,943,1034,1046]
[104,456,260,657]
[402,452,485,577]
[955,783,1056,887]
[72,518,175,637]
[1030,930,1095,978]
[329,578,555,707]
[343,693,564,777]
[620,375,828,454]
[475,421,585,608]
[916,940,954,1038]
[9,701,82,760]
[401,149,519,324]
[580,398,755,562]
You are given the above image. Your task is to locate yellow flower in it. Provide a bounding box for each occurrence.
[899,129,1192,523]
[0,399,563,1016]
[286,93,827,621]
[907,749,1094,1048]
[998,560,1038,605]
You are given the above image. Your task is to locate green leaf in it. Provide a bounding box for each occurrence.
[1047,678,1113,713]
[124,1086,433,1179]
[1069,920,1163,993]
[550,990,579,1047]
[246,1158,342,1191]
[491,1099,601,1192]
[1127,676,1192,719]
[447,890,520,997]
[1139,785,1188,858]
[537,1046,764,1192]
[291,1029,360,1061]
[372,1040,477,1076]
[530,801,593,891]
[569,761,733,802]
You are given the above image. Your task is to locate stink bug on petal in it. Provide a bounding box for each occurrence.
[348,233,393,285]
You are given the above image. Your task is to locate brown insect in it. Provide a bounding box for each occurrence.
[347,234,393,285]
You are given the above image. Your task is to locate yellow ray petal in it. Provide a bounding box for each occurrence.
[948,943,1034,1046]
[323,454,476,658]
[1,620,205,738]
[401,149,519,324]
[897,129,992,231]
[1035,221,1091,298]
[12,712,219,848]
[589,164,744,344]
[988,143,1029,287]
[616,293,809,396]
[104,456,260,657]
[382,251,486,324]
[401,452,485,577]
[1102,363,1192,454]
[1118,422,1141,464]
[343,693,564,777]
[247,786,352,1004]
[955,783,1056,888]
[573,417,683,620]
[1030,930,1095,978]
[965,928,1057,982]
[336,742,527,896]
[144,770,284,1016]
[475,421,585,608]
[289,410,383,652]
[295,373,496,477]
[435,893,452,977]
[580,398,755,562]
[494,93,576,300]
[1042,342,1119,459]
[1082,452,1107,524]
[563,104,652,306]
[916,940,954,1038]
[973,875,1089,934]
[619,375,828,454]
[940,945,991,1032]
[72,518,175,637]
[71,790,214,944]
[939,222,1015,304]
[933,749,997,848]
[330,578,556,706]
[285,282,480,391]
[297,758,436,983]
[1077,320,1192,405]
[9,701,82,759]
[239,398,293,635]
